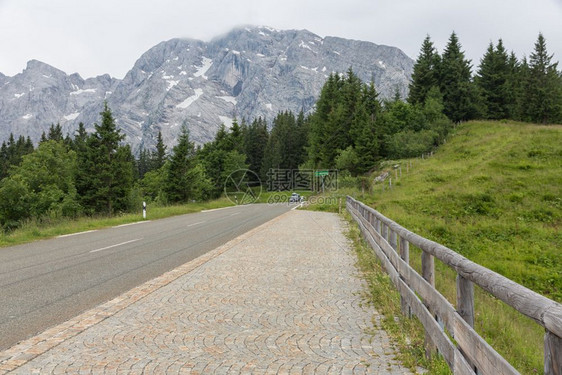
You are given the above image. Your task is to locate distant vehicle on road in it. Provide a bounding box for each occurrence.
[289,192,302,203]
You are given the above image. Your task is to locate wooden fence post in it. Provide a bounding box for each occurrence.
[545,331,562,375]
[389,230,397,252]
[457,275,476,371]
[381,223,387,241]
[400,236,411,316]
[456,275,475,327]
[422,251,436,358]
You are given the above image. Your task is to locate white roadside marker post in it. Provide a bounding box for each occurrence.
[143,201,147,219]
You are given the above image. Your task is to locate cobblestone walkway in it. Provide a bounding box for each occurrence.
[1,210,412,374]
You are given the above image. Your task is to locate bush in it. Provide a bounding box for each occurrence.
[386,129,438,158]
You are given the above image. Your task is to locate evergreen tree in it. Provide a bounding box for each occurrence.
[72,122,88,152]
[353,82,382,174]
[261,111,309,175]
[152,131,167,170]
[137,148,151,179]
[76,103,133,215]
[307,73,342,167]
[475,40,510,119]
[517,56,532,121]
[505,52,522,119]
[47,123,64,142]
[244,117,269,179]
[0,142,8,180]
[0,133,34,180]
[526,33,562,123]
[308,70,367,167]
[165,123,197,202]
[408,35,441,105]
[228,117,244,154]
[440,32,478,122]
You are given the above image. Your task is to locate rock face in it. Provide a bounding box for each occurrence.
[0,26,414,153]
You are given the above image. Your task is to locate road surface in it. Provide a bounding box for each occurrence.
[0,203,290,350]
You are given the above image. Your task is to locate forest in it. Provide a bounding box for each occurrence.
[0,32,560,230]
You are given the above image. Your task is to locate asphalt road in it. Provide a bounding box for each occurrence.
[0,203,291,350]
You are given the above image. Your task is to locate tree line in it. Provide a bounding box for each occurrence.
[408,32,562,124]
[0,105,310,229]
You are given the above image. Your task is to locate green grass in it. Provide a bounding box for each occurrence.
[0,197,234,248]
[368,121,562,302]
[317,120,561,374]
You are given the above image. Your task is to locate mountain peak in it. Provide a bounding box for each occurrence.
[25,59,62,73]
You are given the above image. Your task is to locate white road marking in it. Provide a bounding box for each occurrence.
[187,221,206,227]
[57,230,98,238]
[89,238,143,253]
[201,206,236,213]
[114,221,151,228]
[291,202,304,211]
[230,212,240,216]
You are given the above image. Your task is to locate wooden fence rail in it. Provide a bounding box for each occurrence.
[346,196,562,375]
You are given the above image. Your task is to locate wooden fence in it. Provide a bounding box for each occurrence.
[346,196,562,375]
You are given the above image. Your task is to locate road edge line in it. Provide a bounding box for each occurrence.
[56,230,98,238]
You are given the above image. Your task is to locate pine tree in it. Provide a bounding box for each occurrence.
[76,103,133,215]
[165,123,197,203]
[526,33,562,123]
[408,35,441,105]
[475,39,510,119]
[353,82,382,174]
[137,148,151,179]
[0,142,8,180]
[152,131,167,170]
[308,70,367,168]
[244,117,268,179]
[505,52,521,119]
[440,32,477,122]
[47,123,63,142]
[517,57,532,121]
[307,73,341,167]
[73,122,88,152]
[228,117,244,154]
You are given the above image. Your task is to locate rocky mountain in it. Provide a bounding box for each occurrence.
[0,26,414,153]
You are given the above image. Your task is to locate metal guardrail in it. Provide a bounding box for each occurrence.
[346,196,562,375]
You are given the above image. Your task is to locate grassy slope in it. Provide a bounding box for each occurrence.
[369,121,561,301]
[355,121,561,374]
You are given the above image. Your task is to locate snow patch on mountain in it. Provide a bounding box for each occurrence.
[166,80,179,91]
[218,115,233,128]
[176,88,203,109]
[64,112,80,121]
[193,57,212,79]
[70,88,96,95]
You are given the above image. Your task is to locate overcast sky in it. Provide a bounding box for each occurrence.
[1,0,561,79]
